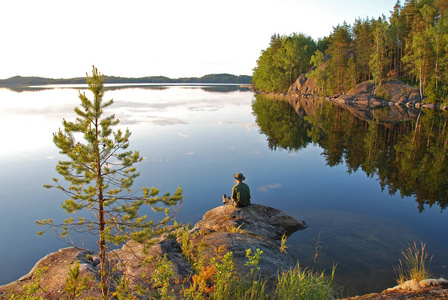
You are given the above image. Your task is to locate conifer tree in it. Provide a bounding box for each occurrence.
[326,23,352,94]
[370,16,390,93]
[352,18,375,82]
[38,66,183,298]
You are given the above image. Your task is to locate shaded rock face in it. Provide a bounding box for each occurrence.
[287,67,318,95]
[0,204,306,299]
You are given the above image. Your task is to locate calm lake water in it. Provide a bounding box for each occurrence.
[0,84,447,296]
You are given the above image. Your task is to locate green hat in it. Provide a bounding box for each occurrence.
[233,172,246,181]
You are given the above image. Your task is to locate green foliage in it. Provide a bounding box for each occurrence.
[275,264,336,300]
[394,242,433,284]
[252,95,312,152]
[252,33,317,93]
[64,260,92,300]
[183,246,336,300]
[112,275,136,300]
[325,23,352,94]
[308,50,328,95]
[252,1,448,102]
[370,16,390,91]
[151,255,175,299]
[3,267,49,300]
[38,66,183,298]
[280,233,289,254]
[183,248,270,300]
[245,248,263,275]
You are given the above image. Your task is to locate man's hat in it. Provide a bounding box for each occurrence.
[233,172,246,181]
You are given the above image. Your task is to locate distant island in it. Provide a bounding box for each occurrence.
[0,73,252,86]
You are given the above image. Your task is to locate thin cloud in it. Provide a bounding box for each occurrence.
[257,183,283,192]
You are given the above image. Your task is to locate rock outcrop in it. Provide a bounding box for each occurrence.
[281,75,428,126]
[287,66,318,96]
[0,203,306,299]
[333,79,422,108]
[341,278,448,300]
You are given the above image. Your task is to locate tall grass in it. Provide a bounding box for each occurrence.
[276,264,336,300]
[185,250,336,300]
[394,241,433,284]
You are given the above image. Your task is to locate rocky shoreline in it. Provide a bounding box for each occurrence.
[252,73,446,112]
[0,204,307,298]
[1,204,447,299]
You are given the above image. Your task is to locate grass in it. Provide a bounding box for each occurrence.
[393,241,433,284]
[183,249,336,300]
[276,264,336,300]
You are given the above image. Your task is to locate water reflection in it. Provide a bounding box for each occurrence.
[252,95,448,212]
[2,84,250,94]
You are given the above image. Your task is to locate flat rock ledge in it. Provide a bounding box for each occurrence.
[0,203,307,299]
[342,278,448,300]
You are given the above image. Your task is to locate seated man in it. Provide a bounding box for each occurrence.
[223,172,251,207]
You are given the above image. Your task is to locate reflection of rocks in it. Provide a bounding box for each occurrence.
[284,77,425,125]
[338,104,420,126]
[283,71,439,124]
[287,72,423,109]
[288,95,420,126]
[0,204,306,298]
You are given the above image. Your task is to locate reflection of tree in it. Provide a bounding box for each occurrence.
[252,95,448,212]
[252,95,311,152]
[395,110,448,212]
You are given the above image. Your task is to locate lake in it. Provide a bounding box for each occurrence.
[0,84,447,296]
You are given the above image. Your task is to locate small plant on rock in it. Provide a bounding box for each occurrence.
[394,241,433,284]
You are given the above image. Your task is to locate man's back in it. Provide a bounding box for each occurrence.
[232,182,251,207]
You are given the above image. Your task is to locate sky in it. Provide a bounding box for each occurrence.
[0,0,399,79]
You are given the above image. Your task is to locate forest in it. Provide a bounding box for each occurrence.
[252,0,448,103]
[0,73,252,86]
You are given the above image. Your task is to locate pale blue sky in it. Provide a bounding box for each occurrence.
[0,0,399,79]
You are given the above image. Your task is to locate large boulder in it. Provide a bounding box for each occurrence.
[194,203,306,240]
[189,204,307,277]
[0,204,307,298]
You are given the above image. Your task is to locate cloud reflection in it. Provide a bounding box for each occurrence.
[257,183,283,192]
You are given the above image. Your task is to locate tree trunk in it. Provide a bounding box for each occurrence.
[96,117,108,299]
[98,191,108,299]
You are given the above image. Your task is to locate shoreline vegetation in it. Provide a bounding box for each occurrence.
[251,0,448,107]
[0,73,252,87]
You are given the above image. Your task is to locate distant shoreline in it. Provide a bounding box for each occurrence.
[0,73,252,87]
